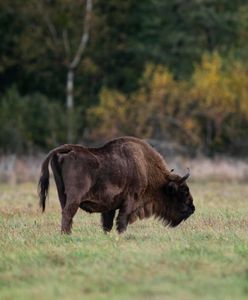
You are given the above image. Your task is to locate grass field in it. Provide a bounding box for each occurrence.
[0,181,248,300]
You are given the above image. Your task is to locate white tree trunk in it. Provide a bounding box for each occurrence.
[66,0,92,143]
[66,69,74,142]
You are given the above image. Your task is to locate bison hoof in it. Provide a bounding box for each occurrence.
[61,229,72,235]
[103,228,112,234]
[116,225,127,234]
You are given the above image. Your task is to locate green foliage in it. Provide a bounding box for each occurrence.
[0,87,67,153]
[91,0,154,92]
[2,0,246,97]
[147,0,244,78]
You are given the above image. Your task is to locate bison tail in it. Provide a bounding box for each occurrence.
[38,144,81,211]
[38,155,51,212]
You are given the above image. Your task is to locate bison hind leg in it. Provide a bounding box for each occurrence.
[61,201,79,234]
[101,210,116,233]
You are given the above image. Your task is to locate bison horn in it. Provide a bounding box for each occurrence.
[179,168,190,184]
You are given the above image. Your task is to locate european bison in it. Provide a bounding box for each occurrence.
[38,136,195,234]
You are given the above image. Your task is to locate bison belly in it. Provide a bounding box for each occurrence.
[79,201,109,213]
[80,182,123,213]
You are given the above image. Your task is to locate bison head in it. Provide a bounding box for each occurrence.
[163,170,195,227]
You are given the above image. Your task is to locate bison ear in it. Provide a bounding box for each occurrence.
[165,181,178,196]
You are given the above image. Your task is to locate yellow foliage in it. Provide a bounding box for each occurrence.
[192,52,235,114]
[88,64,183,139]
[87,88,127,138]
[228,61,248,116]
[129,64,178,136]
[88,56,248,144]
[192,52,248,118]
[142,64,174,102]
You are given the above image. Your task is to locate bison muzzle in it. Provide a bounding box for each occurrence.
[38,137,195,234]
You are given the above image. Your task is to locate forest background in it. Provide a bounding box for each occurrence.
[1,0,248,158]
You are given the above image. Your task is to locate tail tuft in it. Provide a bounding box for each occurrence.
[38,158,50,212]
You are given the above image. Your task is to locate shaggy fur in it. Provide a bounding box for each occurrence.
[38,137,195,234]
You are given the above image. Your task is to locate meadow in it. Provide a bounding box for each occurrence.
[0,181,248,300]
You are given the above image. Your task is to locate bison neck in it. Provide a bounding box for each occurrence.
[128,199,166,225]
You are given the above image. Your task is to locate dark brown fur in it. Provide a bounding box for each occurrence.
[38,137,195,234]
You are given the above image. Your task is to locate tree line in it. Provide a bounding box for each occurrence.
[0,0,248,156]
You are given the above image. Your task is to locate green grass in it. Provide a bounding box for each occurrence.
[0,181,248,300]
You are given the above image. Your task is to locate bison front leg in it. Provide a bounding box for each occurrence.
[61,201,79,234]
[101,210,116,233]
[116,201,133,234]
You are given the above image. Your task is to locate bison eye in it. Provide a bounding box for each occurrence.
[179,185,189,195]
[165,182,177,196]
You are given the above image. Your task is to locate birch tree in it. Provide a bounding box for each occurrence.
[66,0,92,142]
[36,0,93,142]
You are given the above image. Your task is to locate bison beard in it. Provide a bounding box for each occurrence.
[38,137,195,234]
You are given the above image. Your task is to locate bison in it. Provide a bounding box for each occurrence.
[38,136,195,234]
